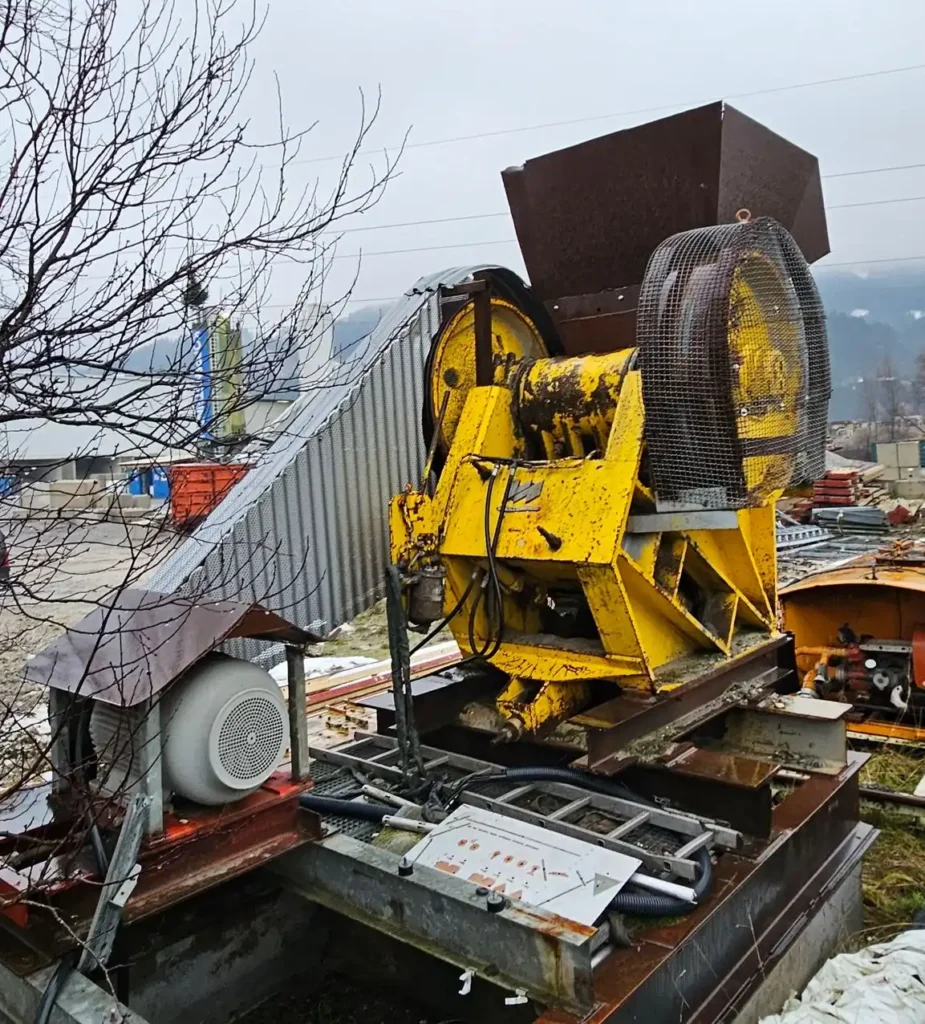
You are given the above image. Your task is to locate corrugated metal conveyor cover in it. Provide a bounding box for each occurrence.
[146,266,486,662]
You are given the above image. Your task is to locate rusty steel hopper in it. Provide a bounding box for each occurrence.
[502,101,829,354]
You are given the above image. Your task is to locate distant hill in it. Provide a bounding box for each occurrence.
[117,268,925,422]
[817,267,925,419]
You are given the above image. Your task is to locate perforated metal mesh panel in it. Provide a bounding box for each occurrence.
[637,217,829,510]
[309,760,380,841]
[216,693,286,783]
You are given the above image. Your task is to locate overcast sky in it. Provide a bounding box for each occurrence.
[241,0,925,312]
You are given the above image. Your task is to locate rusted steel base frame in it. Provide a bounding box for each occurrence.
[536,757,866,1023]
[0,785,321,975]
[687,822,875,1023]
[585,637,795,769]
[376,638,794,765]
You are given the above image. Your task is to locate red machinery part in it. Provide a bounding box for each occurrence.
[912,625,925,689]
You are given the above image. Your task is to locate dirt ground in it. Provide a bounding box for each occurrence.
[0,517,177,688]
[313,598,454,662]
[0,515,179,784]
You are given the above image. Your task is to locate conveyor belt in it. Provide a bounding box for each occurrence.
[147,266,494,661]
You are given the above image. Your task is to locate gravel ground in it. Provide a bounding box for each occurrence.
[0,515,178,785]
[0,516,178,672]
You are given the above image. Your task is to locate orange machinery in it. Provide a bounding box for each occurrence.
[781,550,925,742]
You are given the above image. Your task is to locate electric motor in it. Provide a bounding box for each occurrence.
[91,652,289,807]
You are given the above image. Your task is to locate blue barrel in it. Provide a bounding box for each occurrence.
[151,467,170,499]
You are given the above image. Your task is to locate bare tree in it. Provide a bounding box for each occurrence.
[861,370,880,449]
[0,0,399,951]
[879,355,905,443]
[0,0,395,452]
[913,350,925,418]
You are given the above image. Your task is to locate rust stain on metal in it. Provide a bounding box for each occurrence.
[511,905,597,941]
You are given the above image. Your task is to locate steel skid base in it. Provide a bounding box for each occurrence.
[0,639,877,1024]
[270,748,873,1024]
[265,636,874,1023]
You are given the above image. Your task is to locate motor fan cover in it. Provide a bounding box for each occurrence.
[159,653,289,805]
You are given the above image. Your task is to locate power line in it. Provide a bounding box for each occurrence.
[269,253,925,308]
[299,61,925,166]
[814,254,925,269]
[111,163,925,257]
[331,239,516,260]
[332,167,925,237]
[73,192,925,281]
[825,161,925,179]
[338,211,508,234]
[828,194,925,210]
[329,193,925,261]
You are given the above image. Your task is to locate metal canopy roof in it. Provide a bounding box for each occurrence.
[25,588,318,705]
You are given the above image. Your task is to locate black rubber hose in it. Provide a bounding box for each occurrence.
[299,793,394,822]
[609,847,713,917]
[456,765,643,804]
[34,954,77,1024]
[303,776,714,916]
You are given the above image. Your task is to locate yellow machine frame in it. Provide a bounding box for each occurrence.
[390,299,783,739]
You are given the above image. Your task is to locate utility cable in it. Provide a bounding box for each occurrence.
[296,61,925,165]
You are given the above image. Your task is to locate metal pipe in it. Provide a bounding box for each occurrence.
[286,645,310,782]
[591,945,613,969]
[629,874,697,904]
[381,816,435,835]
[361,784,419,809]
[860,786,925,810]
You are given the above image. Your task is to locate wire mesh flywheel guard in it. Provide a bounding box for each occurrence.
[637,217,830,511]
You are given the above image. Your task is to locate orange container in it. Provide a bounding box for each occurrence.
[168,462,248,529]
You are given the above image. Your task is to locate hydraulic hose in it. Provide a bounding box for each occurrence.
[34,954,77,1024]
[299,793,395,822]
[456,765,643,805]
[609,847,712,917]
[302,772,715,918]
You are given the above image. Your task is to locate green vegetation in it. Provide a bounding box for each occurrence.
[859,747,925,940]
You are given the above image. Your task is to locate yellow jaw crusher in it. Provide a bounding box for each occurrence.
[390,105,831,741]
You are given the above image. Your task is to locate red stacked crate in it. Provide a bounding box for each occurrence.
[812,469,859,508]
